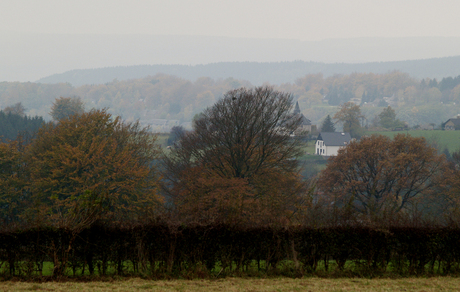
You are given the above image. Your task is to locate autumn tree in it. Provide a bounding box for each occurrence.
[162,86,307,225]
[441,149,460,224]
[320,114,335,132]
[317,134,448,220]
[3,102,26,117]
[24,109,162,275]
[378,106,405,129]
[0,140,28,225]
[333,102,364,138]
[27,109,162,223]
[50,96,85,121]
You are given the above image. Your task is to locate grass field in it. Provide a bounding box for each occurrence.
[156,129,460,153]
[155,133,170,148]
[365,130,460,153]
[1,277,460,291]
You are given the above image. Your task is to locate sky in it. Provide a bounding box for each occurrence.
[2,0,460,82]
[2,0,460,41]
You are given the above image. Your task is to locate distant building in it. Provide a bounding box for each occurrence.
[444,115,460,130]
[315,132,352,156]
[291,102,316,135]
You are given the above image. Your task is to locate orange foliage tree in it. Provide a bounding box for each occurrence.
[23,109,162,276]
[26,109,162,225]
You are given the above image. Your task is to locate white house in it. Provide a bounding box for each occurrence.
[315,132,352,156]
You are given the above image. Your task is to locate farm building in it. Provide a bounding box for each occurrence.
[444,115,460,130]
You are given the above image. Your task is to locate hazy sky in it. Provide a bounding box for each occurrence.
[2,0,460,40]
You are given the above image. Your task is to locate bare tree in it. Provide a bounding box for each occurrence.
[167,126,186,146]
[162,86,307,225]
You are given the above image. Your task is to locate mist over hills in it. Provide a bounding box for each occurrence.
[2,33,460,83]
[4,33,460,129]
[37,56,460,87]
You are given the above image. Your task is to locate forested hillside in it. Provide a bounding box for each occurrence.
[37,56,460,87]
[2,72,460,129]
[0,111,44,142]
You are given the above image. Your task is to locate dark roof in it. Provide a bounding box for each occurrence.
[283,113,311,126]
[446,118,460,127]
[297,113,311,126]
[317,132,351,146]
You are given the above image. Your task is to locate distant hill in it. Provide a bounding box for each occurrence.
[37,56,460,87]
[4,33,460,83]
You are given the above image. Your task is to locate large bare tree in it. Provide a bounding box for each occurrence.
[162,86,307,225]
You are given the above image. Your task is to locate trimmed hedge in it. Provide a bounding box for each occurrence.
[1,224,460,278]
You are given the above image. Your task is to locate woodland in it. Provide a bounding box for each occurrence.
[1,87,460,279]
[2,71,460,131]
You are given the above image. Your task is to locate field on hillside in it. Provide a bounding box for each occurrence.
[1,277,459,292]
[365,130,460,153]
[155,133,170,148]
[157,130,460,154]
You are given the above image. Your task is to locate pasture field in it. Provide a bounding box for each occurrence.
[365,130,460,153]
[1,277,460,291]
[156,130,460,153]
[155,133,170,148]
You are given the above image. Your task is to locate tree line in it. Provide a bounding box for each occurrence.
[3,71,460,129]
[0,103,44,142]
[2,87,458,227]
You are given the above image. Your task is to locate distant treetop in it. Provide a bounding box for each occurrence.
[50,97,85,121]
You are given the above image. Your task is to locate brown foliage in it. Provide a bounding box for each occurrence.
[162,86,308,226]
[0,140,27,225]
[171,166,307,227]
[26,109,162,226]
[317,134,449,221]
[12,109,163,276]
[442,150,460,226]
[172,167,256,225]
[50,96,85,121]
[333,102,364,138]
[3,102,25,117]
